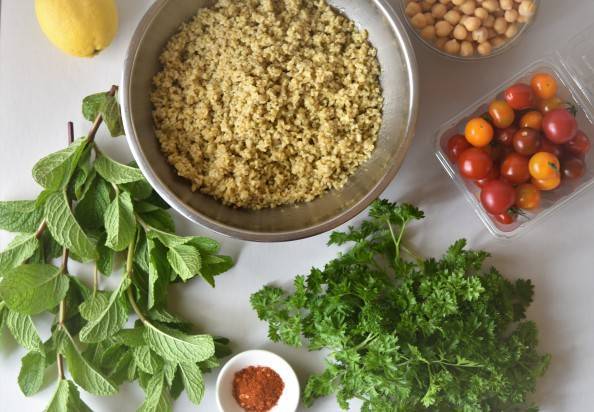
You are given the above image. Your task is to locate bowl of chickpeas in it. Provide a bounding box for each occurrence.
[401,0,538,59]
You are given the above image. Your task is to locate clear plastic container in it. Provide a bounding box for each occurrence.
[436,25,594,239]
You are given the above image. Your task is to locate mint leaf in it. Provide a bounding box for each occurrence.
[104,191,136,251]
[97,233,115,276]
[0,200,43,233]
[114,326,145,347]
[83,92,108,121]
[60,331,118,396]
[5,310,43,351]
[79,292,109,321]
[121,179,153,200]
[138,209,176,233]
[79,278,130,343]
[147,238,170,309]
[74,177,111,231]
[0,264,69,315]
[45,191,97,261]
[133,346,163,374]
[18,351,46,396]
[95,156,144,184]
[44,379,92,412]
[201,254,234,286]
[83,92,124,137]
[0,233,39,273]
[146,229,192,247]
[71,146,94,200]
[167,244,201,281]
[187,237,220,254]
[179,362,205,405]
[137,372,172,412]
[144,323,214,364]
[32,138,88,191]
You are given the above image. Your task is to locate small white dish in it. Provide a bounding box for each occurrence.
[215,350,300,412]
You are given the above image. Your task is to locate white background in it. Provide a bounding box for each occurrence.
[1,0,594,411]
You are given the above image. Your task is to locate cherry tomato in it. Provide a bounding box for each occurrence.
[513,128,541,156]
[516,183,541,210]
[465,117,494,148]
[495,126,517,147]
[538,96,564,114]
[480,180,517,215]
[500,153,530,184]
[488,100,515,129]
[519,111,543,130]
[539,138,564,158]
[457,148,493,180]
[495,211,516,225]
[561,157,586,180]
[531,73,558,100]
[543,109,578,144]
[528,152,560,180]
[504,83,535,111]
[476,167,501,188]
[532,175,561,191]
[447,134,471,160]
[564,130,591,156]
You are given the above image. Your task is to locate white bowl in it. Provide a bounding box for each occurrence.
[215,350,300,412]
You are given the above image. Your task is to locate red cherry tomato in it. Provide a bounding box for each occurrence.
[457,148,493,180]
[488,100,515,129]
[542,109,578,144]
[564,130,591,156]
[447,134,471,161]
[481,180,517,215]
[500,153,530,184]
[513,128,541,156]
[539,138,563,158]
[476,167,501,188]
[495,126,517,147]
[504,84,535,111]
[532,175,561,191]
[494,211,516,225]
[562,157,586,180]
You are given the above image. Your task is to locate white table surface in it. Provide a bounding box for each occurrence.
[1,1,594,411]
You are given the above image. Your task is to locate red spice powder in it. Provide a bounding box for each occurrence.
[232,365,285,412]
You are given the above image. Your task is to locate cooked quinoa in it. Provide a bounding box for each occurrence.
[151,0,383,209]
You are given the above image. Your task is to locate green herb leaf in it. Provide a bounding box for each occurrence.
[79,292,109,321]
[95,156,144,184]
[32,138,88,191]
[5,310,43,351]
[133,346,163,374]
[147,238,170,309]
[45,379,92,412]
[137,372,172,412]
[0,233,39,273]
[201,254,234,286]
[179,362,205,405]
[45,191,97,261]
[121,179,153,200]
[0,200,43,233]
[0,264,69,315]
[74,177,111,231]
[144,323,214,364]
[104,191,136,251]
[83,92,124,137]
[18,351,46,396]
[138,209,176,233]
[97,233,115,276]
[167,244,201,281]
[114,326,145,347]
[146,229,192,248]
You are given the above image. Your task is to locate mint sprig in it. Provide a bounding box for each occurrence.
[0,86,233,411]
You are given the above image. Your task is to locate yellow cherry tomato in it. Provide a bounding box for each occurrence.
[532,175,561,191]
[529,152,560,180]
[531,73,558,100]
[516,183,541,210]
[520,111,543,131]
[488,100,515,129]
[465,117,494,148]
[538,96,564,114]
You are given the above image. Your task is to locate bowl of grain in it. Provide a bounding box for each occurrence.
[122,0,418,242]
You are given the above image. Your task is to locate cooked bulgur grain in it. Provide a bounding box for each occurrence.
[151,0,383,209]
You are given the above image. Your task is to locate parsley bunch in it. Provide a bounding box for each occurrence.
[251,200,550,411]
[0,87,233,411]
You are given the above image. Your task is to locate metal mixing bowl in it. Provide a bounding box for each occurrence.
[122,0,418,242]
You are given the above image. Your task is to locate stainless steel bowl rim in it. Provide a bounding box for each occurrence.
[121,0,419,242]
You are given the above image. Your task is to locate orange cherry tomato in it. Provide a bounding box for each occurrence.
[519,111,543,131]
[529,152,560,180]
[531,73,558,100]
[465,117,494,148]
[516,183,541,210]
[488,100,515,129]
[532,174,561,191]
[538,96,564,114]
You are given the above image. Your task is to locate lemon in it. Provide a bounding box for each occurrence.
[35,0,118,57]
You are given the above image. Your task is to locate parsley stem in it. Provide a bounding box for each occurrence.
[386,219,400,260]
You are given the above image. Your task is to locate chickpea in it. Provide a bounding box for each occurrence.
[452,0,465,5]
[474,7,489,20]
[505,22,519,38]
[462,16,482,31]
[487,28,497,39]
[472,27,489,43]
[424,12,435,25]
[431,3,448,18]
[494,17,508,33]
[460,40,475,56]
[505,9,518,22]
[491,35,507,48]
[420,25,436,40]
[411,13,428,29]
[453,24,468,40]
[435,20,454,37]
[435,37,448,50]
[483,15,495,28]
[460,0,477,15]
[478,40,493,55]
[405,2,422,17]
[443,9,462,25]
[440,0,451,3]
[421,1,433,12]
[500,0,513,10]
[519,0,537,17]
[445,39,461,54]
[482,0,498,12]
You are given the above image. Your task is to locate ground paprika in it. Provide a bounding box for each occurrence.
[232,365,285,412]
